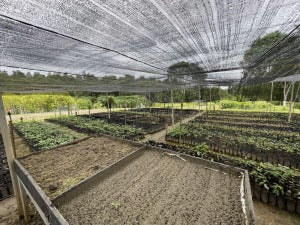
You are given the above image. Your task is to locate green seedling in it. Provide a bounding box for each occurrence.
[111,202,121,209]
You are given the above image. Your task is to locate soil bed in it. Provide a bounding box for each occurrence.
[56,147,248,225]
[19,135,142,199]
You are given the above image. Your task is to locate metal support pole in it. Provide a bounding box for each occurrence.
[0,93,25,219]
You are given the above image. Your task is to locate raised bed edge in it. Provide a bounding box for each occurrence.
[17,133,143,161]
[13,160,68,225]
[53,145,256,225]
[53,145,147,205]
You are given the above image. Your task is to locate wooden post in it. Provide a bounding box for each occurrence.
[67,103,70,116]
[8,115,16,157]
[294,82,300,114]
[179,101,183,145]
[270,82,274,104]
[270,82,274,112]
[171,89,174,127]
[149,92,151,112]
[288,82,295,123]
[18,180,31,222]
[198,84,201,113]
[0,93,26,219]
[106,93,110,120]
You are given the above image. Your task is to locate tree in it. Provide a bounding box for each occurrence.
[0,71,9,79]
[240,31,300,105]
[240,31,300,85]
[100,75,117,84]
[100,96,115,119]
[82,71,98,82]
[167,61,207,84]
[33,72,46,81]
[118,74,135,84]
[11,70,26,79]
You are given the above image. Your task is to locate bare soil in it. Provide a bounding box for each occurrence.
[1,111,300,225]
[19,136,141,199]
[0,197,43,225]
[2,196,300,225]
[58,149,245,225]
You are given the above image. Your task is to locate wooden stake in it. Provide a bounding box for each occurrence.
[19,180,31,222]
[270,82,274,112]
[171,89,174,127]
[179,100,183,145]
[0,93,25,219]
[270,82,274,104]
[198,84,201,113]
[8,120,16,157]
[149,92,151,112]
[288,82,295,123]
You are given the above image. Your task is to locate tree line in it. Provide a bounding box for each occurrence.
[3,94,150,114]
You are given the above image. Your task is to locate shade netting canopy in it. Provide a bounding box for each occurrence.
[272,74,300,82]
[0,0,299,92]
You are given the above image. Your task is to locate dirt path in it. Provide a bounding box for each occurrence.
[14,132,33,158]
[142,112,202,143]
[7,109,107,122]
[59,149,245,225]
[0,197,43,225]
[253,199,300,225]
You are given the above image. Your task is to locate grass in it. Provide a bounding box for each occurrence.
[153,101,300,114]
[7,101,300,123]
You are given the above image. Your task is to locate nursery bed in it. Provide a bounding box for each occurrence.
[54,146,255,225]
[18,135,142,199]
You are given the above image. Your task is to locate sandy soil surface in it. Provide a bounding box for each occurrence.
[19,136,141,199]
[253,199,300,225]
[0,197,43,225]
[58,149,245,225]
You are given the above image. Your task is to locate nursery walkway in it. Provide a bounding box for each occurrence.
[141,111,203,143]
